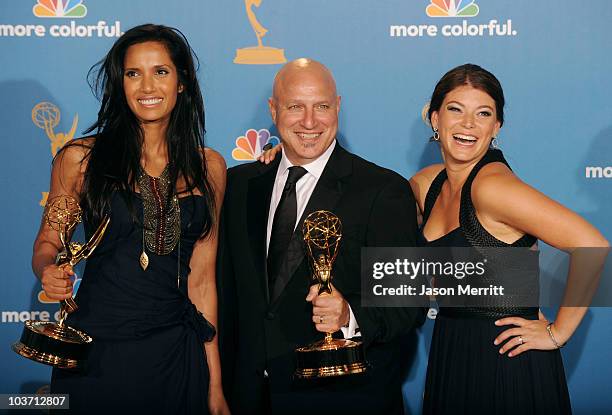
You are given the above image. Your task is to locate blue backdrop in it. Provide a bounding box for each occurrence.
[1,1,611,413]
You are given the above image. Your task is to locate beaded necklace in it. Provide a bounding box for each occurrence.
[136,164,182,287]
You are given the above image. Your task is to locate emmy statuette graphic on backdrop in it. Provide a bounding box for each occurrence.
[234,0,286,64]
[13,195,110,369]
[32,102,78,207]
[294,210,368,378]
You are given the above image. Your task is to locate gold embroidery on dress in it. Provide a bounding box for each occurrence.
[137,165,181,269]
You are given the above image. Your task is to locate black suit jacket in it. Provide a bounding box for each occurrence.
[218,144,425,415]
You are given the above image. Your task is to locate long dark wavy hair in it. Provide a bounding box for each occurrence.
[73,24,214,238]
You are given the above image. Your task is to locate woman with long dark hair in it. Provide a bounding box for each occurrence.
[410,63,608,414]
[33,24,229,414]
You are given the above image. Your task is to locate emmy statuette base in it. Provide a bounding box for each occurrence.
[12,320,92,370]
[295,338,368,379]
[234,46,287,65]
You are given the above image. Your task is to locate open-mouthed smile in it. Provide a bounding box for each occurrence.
[137,97,163,106]
[453,134,477,145]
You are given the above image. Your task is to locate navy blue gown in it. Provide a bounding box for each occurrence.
[419,150,572,415]
[51,192,214,414]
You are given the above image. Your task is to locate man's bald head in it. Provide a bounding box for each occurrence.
[268,58,341,166]
[272,58,337,101]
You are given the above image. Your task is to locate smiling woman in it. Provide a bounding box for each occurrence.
[123,42,183,125]
[31,24,229,414]
[430,84,500,165]
[409,63,608,415]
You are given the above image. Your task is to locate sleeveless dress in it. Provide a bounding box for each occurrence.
[51,191,215,414]
[418,150,572,415]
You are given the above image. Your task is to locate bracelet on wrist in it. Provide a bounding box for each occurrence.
[546,322,564,349]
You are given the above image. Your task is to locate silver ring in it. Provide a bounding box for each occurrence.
[319,316,324,324]
[518,336,524,345]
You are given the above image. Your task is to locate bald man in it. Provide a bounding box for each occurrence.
[218,59,424,414]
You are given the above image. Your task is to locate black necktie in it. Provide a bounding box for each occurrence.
[267,166,308,295]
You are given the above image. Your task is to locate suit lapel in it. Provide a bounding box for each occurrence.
[247,159,280,304]
[271,145,353,303]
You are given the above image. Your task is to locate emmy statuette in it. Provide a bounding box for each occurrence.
[294,210,368,378]
[234,0,287,65]
[12,196,110,369]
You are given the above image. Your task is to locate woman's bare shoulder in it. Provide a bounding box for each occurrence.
[202,147,227,194]
[203,147,226,167]
[410,163,445,203]
[59,136,94,159]
[412,163,445,183]
[471,161,518,203]
[53,136,96,174]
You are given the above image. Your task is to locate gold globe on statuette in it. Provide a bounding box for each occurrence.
[12,195,110,369]
[294,210,368,379]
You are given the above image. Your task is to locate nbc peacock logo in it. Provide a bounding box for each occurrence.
[33,0,88,18]
[232,128,280,161]
[426,0,479,18]
[1,0,120,38]
[390,0,514,38]
[32,0,87,19]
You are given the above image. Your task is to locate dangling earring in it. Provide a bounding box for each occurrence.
[430,128,440,142]
[491,136,499,149]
